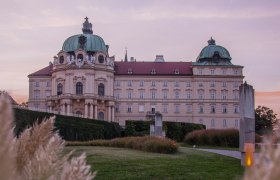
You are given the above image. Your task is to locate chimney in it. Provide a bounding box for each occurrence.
[155,55,165,62]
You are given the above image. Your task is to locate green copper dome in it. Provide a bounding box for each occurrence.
[62,17,107,53]
[197,37,231,60]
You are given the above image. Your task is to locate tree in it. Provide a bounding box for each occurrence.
[255,106,277,135]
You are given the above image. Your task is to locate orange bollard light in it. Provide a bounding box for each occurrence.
[244,143,254,167]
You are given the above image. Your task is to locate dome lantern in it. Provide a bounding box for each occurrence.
[82,17,93,34]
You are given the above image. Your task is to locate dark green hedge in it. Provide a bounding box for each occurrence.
[125,120,205,142]
[13,108,123,141]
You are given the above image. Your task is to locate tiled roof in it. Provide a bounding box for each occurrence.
[114,61,193,75]
[28,64,53,77]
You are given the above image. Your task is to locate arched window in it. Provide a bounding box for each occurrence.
[59,56,64,64]
[98,83,105,96]
[98,55,104,63]
[98,112,104,120]
[57,83,63,95]
[76,111,82,116]
[77,54,83,61]
[76,82,83,95]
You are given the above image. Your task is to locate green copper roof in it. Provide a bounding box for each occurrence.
[197,37,231,60]
[62,17,107,53]
[62,34,107,53]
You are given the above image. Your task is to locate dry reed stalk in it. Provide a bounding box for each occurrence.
[0,94,95,180]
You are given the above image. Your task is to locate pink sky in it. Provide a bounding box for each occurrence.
[0,0,279,116]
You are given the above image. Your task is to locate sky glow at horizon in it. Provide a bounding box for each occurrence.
[0,0,279,115]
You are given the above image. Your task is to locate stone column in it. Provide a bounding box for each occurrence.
[94,104,98,119]
[61,104,65,115]
[90,104,94,119]
[108,106,111,121]
[85,104,88,118]
[239,82,255,166]
[112,106,115,122]
[67,104,71,115]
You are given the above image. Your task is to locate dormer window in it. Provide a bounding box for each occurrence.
[151,68,156,74]
[98,55,104,63]
[59,56,64,64]
[175,69,180,74]
[128,68,133,74]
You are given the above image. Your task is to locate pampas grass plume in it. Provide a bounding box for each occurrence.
[0,94,95,180]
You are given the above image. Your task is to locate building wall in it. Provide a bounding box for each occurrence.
[28,76,52,110]
[114,65,244,129]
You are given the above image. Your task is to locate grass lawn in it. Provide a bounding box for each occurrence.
[65,146,244,180]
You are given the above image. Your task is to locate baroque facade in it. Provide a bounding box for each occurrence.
[28,18,244,129]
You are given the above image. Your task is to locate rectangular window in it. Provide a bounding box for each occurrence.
[163,104,168,113]
[198,90,204,99]
[175,91,179,99]
[152,81,156,87]
[199,105,204,113]
[222,91,227,100]
[115,81,120,87]
[211,106,215,113]
[234,105,239,113]
[34,90,40,99]
[198,69,203,75]
[234,90,239,100]
[140,80,144,87]
[210,69,215,75]
[235,119,239,127]
[151,91,156,99]
[199,119,204,124]
[127,105,132,113]
[127,80,132,87]
[114,92,120,99]
[35,81,40,87]
[186,91,191,99]
[187,105,192,113]
[234,70,238,75]
[163,92,168,99]
[210,91,216,99]
[223,105,227,113]
[128,92,132,99]
[115,104,120,113]
[234,82,239,88]
[222,82,227,87]
[139,105,144,112]
[222,69,227,75]
[46,81,50,87]
[45,90,51,97]
[175,81,179,87]
[210,82,215,87]
[175,105,180,113]
[198,82,203,87]
[140,92,144,99]
[163,81,168,87]
[211,119,215,127]
[223,119,227,127]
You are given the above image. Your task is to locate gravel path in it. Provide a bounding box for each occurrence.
[197,148,242,159]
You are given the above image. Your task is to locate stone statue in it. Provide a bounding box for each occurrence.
[67,55,72,64]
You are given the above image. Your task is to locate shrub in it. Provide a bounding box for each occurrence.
[125,120,205,142]
[13,108,123,141]
[67,136,179,154]
[184,129,240,147]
